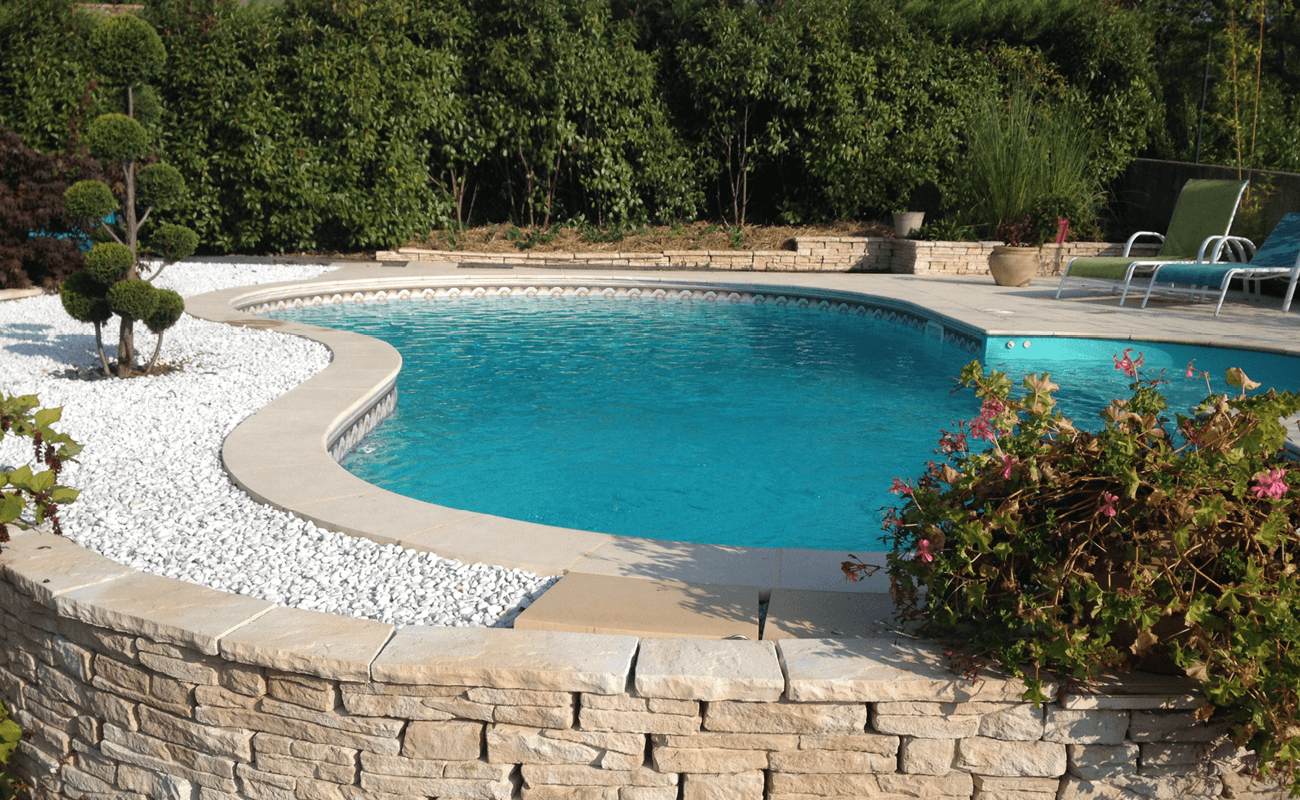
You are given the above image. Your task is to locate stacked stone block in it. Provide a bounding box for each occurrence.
[381,237,892,273]
[382,238,1157,276]
[0,530,1288,800]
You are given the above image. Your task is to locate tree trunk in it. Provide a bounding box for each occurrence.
[93,321,111,378]
[144,330,165,375]
[116,317,135,378]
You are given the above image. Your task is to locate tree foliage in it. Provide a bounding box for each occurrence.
[3,0,1195,249]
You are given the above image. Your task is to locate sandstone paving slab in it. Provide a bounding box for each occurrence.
[372,626,636,693]
[633,639,783,701]
[515,574,759,640]
[0,530,133,603]
[294,491,476,548]
[217,605,394,682]
[568,536,777,589]
[401,516,612,577]
[778,637,1056,703]
[762,589,897,640]
[53,572,274,656]
[777,549,891,593]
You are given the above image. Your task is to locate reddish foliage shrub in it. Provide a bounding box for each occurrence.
[0,126,104,290]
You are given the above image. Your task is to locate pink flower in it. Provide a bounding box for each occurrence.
[1185,360,1196,379]
[1252,469,1289,500]
[939,432,968,454]
[980,399,1005,420]
[1100,492,1118,517]
[1113,348,1144,379]
[889,478,914,497]
[1000,455,1017,479]
[969,417,997,442]
[917,539,933,563]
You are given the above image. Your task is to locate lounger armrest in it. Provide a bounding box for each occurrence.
[1123,231,1164,257]
[1197,235,1256,263]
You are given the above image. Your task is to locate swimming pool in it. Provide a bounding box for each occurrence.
[270,293,1300,552]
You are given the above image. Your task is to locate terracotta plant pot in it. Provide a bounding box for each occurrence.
[988,245,1040,287]
[892,212,925,238]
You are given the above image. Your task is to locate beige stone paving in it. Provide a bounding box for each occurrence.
[186,262,1300,641]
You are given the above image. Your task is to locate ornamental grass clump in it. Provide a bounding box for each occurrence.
[846,355,1300,788]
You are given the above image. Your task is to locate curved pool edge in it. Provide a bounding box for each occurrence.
[186,265,1300,590]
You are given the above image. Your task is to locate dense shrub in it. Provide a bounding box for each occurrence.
[0,0,96,153]
[847,358,1300,789]
[2,0,1180,250]
[0,127,102,290]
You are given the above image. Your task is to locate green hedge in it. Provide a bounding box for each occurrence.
[0,0,1170,253]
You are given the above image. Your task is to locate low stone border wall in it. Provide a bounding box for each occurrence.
[377,237,1163,277]
[0,529,1280,800]
[379,237,893,273]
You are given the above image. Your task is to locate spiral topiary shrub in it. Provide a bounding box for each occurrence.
[846,356,1300,790]
[59,13,197,377]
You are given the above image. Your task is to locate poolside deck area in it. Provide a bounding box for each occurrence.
[185,260,1300,642]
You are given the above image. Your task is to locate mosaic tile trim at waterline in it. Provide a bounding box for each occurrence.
[240,284,985,354]
[327,386,398,463]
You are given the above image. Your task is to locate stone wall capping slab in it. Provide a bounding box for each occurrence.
[778,637,1058,703]
[0,531,134,604]
[633,639,784,702]
[514,574,759,640]
[216,606,394,682]
[51,571,274,656]
[371,626,636,693]
[1059,671,1203,710]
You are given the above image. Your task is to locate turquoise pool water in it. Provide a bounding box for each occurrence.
[272,295,1300,551]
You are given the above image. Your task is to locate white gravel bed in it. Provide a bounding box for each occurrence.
[0,261,557,628]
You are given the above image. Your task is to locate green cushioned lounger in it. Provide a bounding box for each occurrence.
[1054,178,1249,305]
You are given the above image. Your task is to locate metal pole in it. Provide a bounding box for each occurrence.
[1195,36,1212,164]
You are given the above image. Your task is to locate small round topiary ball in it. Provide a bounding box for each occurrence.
[107,278,158,321]
[137,164,186,210]
[145,289,184,334]
[60,271,112,324]
[148,223,198,262]
[64,180,119,222]
[89,14,165,85]
[83,242,135,284]
[85,113,148,163]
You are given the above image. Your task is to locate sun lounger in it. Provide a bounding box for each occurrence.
[1054,178,1249,305]
[1138,212,1300,316]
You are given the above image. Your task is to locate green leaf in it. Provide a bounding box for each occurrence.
[1257,512,1287,548]
[50,487,80,504]
[0,496,22,524]
[33,407,61,428]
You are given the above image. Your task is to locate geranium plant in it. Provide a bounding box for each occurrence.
[1,392,80,538]
[846,355,1300,789]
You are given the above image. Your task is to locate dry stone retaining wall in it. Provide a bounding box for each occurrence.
[0,529,1282,800]
[379,238,1161,277]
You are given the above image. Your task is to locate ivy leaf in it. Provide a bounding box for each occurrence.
[1194,497,1228,527]
[1256,511,1287,548]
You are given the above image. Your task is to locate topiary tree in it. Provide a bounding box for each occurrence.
[60,13,196,377]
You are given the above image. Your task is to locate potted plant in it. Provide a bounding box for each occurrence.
[892,210,925,239]
[846,357,1300,791]
[959,92,1102,287]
